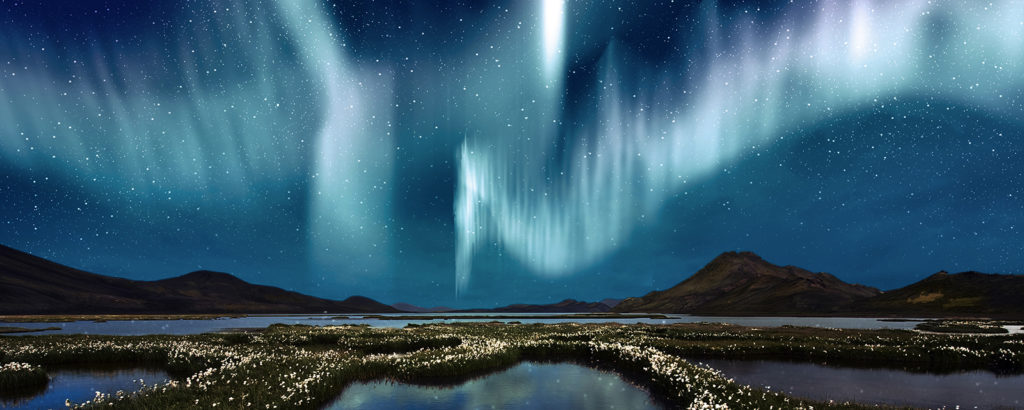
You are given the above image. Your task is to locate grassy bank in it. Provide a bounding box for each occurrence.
[1,323,1021,409]
[915,320,1010,334]
[0,326,60,334]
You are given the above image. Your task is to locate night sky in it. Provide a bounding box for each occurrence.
[1,0,1022,308]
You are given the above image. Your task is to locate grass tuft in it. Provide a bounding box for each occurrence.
[0,362,48,393]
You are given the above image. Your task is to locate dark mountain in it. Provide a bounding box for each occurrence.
[391,303,454,313]
[6,243,1020,318]
[461,299,613,313]
[0,244,397,314]
[614,251,880,315]
[599,298,624,308]
[853,271,1024,318]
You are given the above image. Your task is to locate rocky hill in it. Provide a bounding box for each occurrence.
[614,251,880,315]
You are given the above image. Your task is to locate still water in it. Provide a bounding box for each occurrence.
[3,314,924,336]
[698,358,1024,409]
[325,362,660,410]
[0,368,169,410]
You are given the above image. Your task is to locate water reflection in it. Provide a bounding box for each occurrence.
[0,368,169,409]
[326,362,661,410]
[698,358,1024,409]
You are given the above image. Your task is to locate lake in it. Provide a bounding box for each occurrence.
[324,362,661,410]
[325,358,1024,410]
[2,314,928,336]
[0,367,169,409]
[697,358,1024,409]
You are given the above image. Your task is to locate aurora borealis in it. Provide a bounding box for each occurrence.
[1,0,1022,307]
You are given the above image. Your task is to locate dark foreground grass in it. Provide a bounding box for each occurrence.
[1,322,1022,409]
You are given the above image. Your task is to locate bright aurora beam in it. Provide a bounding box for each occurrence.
[454,0,1024,294]
[275,0,395,283]
[541,0,566,84]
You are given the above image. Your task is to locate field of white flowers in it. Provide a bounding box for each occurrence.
[1,322,1021,409]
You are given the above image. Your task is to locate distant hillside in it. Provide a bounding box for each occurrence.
[7,243,1021,318]
[853,271,1024,318]
[462,299,612,313]
[599,298,624,308]
[391,303,454,313]
[0,244,397,314]
[614,251,880,315]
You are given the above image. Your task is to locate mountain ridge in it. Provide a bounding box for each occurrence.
[3,244,1021,317]
[0,244,397,314]
[391,303,454,313]
[614,251,881,315]
[852,269,1024,318]
[455,298,613,313]
[613,251,1023,318]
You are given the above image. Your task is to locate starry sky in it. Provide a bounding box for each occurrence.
[1,0,1022,308]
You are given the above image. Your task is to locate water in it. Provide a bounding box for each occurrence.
[0,368,169,409]
[697,358,1024,409]
[325,362,660,410]
[1,314,926,336]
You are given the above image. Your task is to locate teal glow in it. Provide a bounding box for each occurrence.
[0,0,394,286]
[1,0,1021,304]
[454,0,1024,293]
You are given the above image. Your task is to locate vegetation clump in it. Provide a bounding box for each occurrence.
[915,320,1009,334]
[0,322,1020,409]
[0,361,48,392]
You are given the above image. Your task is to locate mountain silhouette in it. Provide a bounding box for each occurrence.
[0,244,397,314]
